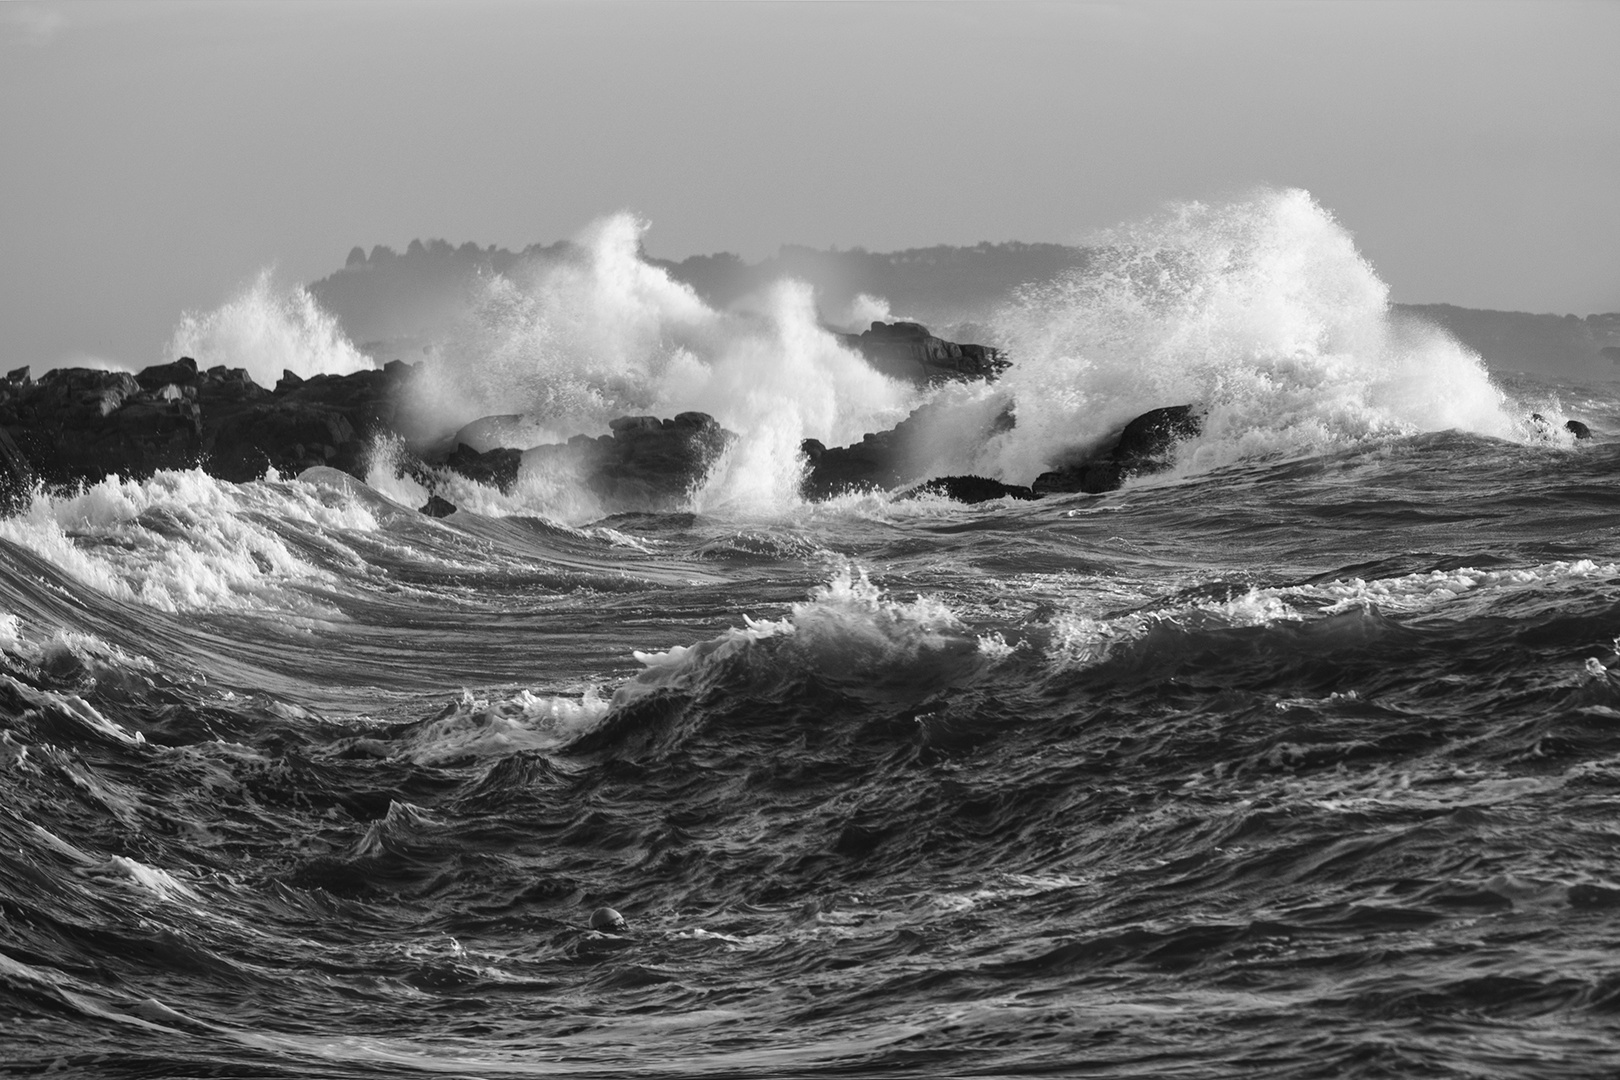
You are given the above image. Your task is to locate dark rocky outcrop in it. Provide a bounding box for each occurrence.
[0,353,732,517]
[1531,413,1594,441]
[443,444,522,492]
[1033,405,1203,495]
[800,399,1017,501]
[419,494,458,518]
[520,412,735,513]
[898,476,1039,503]
[0,358,422,493]
[835,321,1008,386]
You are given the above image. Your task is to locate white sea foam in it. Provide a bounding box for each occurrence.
[400,214,915,519]
[398,568,992,762]
[376,193,1538,519]
[1040,559,1620,672]
[97,856,200,902]
[403,688,612,765]
[168,269,375,387]
[616,565,982,706]
[979,188,1519,483]
[0,469,377,614]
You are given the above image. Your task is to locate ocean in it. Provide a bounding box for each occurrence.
[4,190,1620,1078]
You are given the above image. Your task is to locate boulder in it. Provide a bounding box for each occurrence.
[836,321,1009,386]
[898,475,1039,503]
[444,444,522,492]
[134,356,199,391]
[1531,413,1595,442]
[1033,405,1202,495]
[800,398,1016,500]
[0,359,423,494]
[419,494,458,518]
[460,411,735,513]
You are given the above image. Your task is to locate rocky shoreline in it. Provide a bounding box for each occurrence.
[0,324,1208,515]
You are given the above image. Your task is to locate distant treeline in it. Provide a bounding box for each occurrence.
[310,240,1620,376]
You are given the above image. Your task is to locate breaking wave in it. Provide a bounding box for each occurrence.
[981,188,1519,481]
[168,269,375,387]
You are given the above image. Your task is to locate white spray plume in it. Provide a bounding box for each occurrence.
[982,187,1516,482]
[412,213,916,513]
[168,269,374,387]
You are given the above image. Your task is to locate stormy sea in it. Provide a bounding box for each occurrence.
[5,190,1620,1078]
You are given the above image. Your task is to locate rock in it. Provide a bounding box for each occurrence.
[837,321,1008,386]
[431,411,735,513]
[1033,405,1202,495]
[444,443,522,492]
[0,425,34,510]
[588,906,627,932]
[419,494,457,517]
[801,398,1017,501]
[0,358,424,496]
[899,475,1040,503]
[1531,413,1594,442]
[204,399,357,481]
[452,414,548,454]
[134,356,199,391]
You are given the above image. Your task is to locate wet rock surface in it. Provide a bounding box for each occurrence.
[1032,405,1203,495]
[835,321,1008,386]
[0,358,421,495]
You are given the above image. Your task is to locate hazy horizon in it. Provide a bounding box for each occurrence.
[3,0,1617,371]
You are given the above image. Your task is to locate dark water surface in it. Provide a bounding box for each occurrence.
[5,416,1620,1078]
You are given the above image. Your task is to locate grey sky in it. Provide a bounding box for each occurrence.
[2,0,1615,371]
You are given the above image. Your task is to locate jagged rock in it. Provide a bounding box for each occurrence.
[1033,405,1203,495]
[451,414,549,454]
[507,411,735,512]
[135,356,199,391]
[444,444,522,492]
[801,399,1016,500]
[800,428,906,499]
[837,321,1008,386]
[0,425,34,510]
[419,494,457,518]
[0,359,423,492]
[898,475,1040,503]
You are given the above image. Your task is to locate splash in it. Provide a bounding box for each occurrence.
[616,564,991,707]
[982,188,1518,482]
[410,214,916,516]
[0,469,377,614]
[168,269,375,387]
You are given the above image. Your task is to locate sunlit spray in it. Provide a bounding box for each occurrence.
[982,188,1518,483]
[168,269,375,387]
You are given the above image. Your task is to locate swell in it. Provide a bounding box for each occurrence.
[6,543,1620,1075]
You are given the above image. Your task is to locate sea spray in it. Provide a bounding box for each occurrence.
[982,188,1518,482]
[400,214,915,518]
[0,469,373,614]
[168,269,375,387]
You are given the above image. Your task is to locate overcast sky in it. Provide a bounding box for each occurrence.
[2,0,1616,371]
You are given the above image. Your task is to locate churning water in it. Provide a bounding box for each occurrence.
[4,190,1620,1078]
